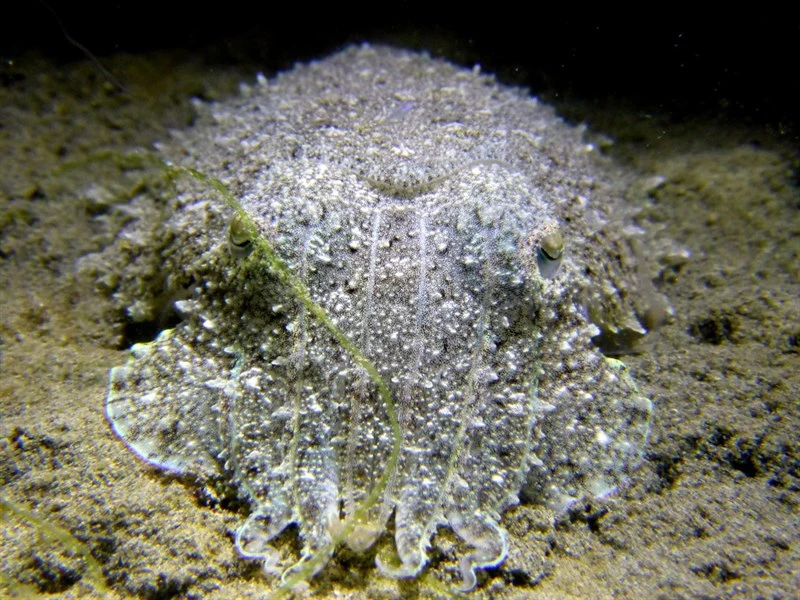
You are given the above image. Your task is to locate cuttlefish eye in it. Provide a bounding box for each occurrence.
[537,227,564,279]
[228,214,254,258]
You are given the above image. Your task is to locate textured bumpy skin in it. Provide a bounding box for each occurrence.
[105,45,653,590]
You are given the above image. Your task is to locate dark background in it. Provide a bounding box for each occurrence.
[2,3,799,134]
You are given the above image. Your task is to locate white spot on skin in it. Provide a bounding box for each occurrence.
[595,429,611,446]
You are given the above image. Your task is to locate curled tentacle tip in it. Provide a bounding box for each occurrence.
[262,551,283,577]
[455,558,478,593]
[375,553,426,580]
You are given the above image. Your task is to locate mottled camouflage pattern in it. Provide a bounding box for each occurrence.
[105,45,653,590]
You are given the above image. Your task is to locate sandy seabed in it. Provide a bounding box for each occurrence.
[0,49,797,599]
